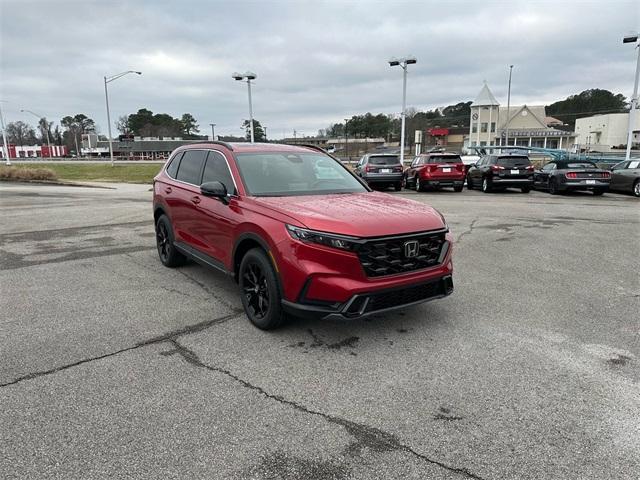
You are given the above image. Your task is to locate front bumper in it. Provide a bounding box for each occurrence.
[282,274,453,320]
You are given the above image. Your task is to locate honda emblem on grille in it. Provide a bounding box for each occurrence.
[404,240,419,258]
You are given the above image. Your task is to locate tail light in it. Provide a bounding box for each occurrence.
[394,166,403,172]
[455,164,464,172]
[526,165,535,171]
[427,165,438,173]
[491,165,505,172]
[365,165,374,172]
[566,172,578,179]
[602,171,611,179]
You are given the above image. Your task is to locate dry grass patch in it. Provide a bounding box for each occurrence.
[0,166,58,182]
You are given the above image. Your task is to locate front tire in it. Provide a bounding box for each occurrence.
[239,248,286,330]
[155,214,186,268]
[634,180,640,197]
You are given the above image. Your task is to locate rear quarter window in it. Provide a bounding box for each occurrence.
[165,152,183,178]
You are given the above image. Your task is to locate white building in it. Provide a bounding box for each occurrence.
[467,83,575,150]
[574,111,640,153]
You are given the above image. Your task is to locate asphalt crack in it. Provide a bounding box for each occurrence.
[0,312,241,388]
[166,339,486,480]
[455,218,479,244]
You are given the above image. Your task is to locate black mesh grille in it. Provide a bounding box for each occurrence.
[364,280,444,312]
[356,231,447,277]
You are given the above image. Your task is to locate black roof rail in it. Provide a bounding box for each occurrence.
[286,143,327,153]
[197,140,235,151]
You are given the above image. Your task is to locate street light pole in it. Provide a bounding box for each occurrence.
[232,72,257,143]
[104,70,142,166]
[505,65,514,147]
[389,56,417,166]
[209,123,216,140]
[344,118,349,162]
[0,101,11,166]
[623,34,640,161]
[21,109,52,158]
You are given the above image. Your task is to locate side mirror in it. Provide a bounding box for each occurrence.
[200,181,228,202]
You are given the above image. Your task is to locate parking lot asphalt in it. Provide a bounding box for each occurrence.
[0,182,638,480]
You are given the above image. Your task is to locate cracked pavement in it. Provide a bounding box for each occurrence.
[0,182,639,479]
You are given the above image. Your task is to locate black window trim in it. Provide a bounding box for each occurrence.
[165,148,239,196]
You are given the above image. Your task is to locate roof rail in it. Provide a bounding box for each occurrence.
[199,140,235,151]
[286,143,327,153]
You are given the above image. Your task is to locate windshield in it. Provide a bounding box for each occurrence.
[567,163,597,169]
[368,155,399,165]
[428,155,461,164]
[235,152,368,196]
[497,156,531,167]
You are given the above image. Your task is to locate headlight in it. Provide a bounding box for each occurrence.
[286,224,360,252]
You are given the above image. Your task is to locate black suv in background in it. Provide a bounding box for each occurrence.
[467,154,534,193]
[354,154,404,191]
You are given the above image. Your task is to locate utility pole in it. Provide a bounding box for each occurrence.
[0,101,11,165]
[623,34,640,160]
[388,56,417,165]
[232,72,257,143]
[104,70,142,166]
[209,123,216,140]
[505,65,514,147]
[344,118,349,162]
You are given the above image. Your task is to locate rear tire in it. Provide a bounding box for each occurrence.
[592,189,605,196]
[453,185,464,192]
[155,214,186,268]
[466,175,473,189]
[481,177,492,193]
[415,176,423,192]
[239,248,286,330]
[394,182,402,191]
[549,178,559,195]
[521,187,531,193]
[634,180,640,197]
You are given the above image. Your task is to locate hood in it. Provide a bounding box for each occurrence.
[254,192,446,237]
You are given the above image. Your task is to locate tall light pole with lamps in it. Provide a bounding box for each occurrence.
[209,123,216,140]
[232,72,257,143]
[505,65,514,147]
[0,101,10,165]
[104,70,141,166]
[388,56,417,166]
[623,33,640,160]
[21,109,53,158]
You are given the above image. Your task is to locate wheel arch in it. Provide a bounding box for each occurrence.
[232,233,272,283]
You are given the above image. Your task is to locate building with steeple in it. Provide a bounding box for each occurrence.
[468,83,575,151]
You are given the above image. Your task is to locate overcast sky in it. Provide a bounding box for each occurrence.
[1,0,639,139]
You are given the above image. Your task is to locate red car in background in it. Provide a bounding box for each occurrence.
[403,152,466,192]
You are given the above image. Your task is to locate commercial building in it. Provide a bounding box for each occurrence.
[574,111,640,153]
[467,83,575,150]
[81,134,206,160]
[0,144,68,158]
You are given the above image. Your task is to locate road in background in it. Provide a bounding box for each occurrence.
[0,183,638,479]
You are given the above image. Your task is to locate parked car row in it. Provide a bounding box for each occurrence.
[353,151,640,197]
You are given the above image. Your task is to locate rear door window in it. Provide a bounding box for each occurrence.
[497,156,531,168]
[176,150,207,185]
[368,155,399,165]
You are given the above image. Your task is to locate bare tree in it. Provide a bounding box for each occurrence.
[6,121,36,147]
[116,115,130,134]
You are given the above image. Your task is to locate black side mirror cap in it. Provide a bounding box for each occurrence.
[200,181,228,202]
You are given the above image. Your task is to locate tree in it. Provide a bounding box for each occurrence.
[37,117,53,145]
[547,89,627,128]
[5,121,36,146]
[242,119,265,141]
[61,114,95,153]
[180,113,199,136]
[116,115,130,134]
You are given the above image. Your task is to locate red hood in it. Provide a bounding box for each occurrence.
[253,192,446,237]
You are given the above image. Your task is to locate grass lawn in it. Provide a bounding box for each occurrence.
[9,163,162,183]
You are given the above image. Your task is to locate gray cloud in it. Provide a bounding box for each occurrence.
[1,0,639,138]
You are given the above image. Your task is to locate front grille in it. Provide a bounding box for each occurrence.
[356,231,447,277]
[364,280,445,313]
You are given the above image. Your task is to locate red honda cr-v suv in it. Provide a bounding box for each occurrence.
[153,142,454,329]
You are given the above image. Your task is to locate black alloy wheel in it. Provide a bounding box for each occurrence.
[239,248,285,329]
[634,180,640,197]
[549,178,559,195]
[155,214,185,267]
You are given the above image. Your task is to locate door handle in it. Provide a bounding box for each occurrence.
[191,196,201,205]
[164,187,172,194]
